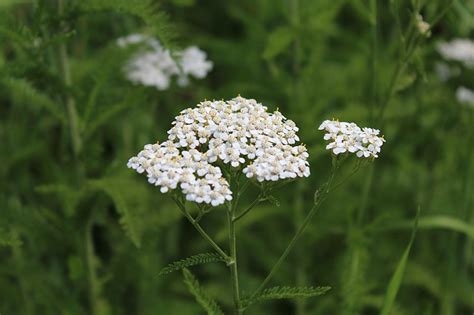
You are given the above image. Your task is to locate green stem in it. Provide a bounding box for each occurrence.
[463,110,474,267]
[294,180,306,315]
[58,0,81,156]
[369,0,377,124]
[12,236,33,315]
[251,167,337,298]
[356,164,374,225]
[173,198,232,263]
[233,194,264,222]
[85,218,99,315]
[227,204,242,315]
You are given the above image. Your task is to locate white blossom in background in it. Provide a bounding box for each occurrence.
[434,62,460,82]
[117,33,149,47]
[319,120,385,158]
[456,86,474,108]
[128,96,310,206]
[117,34,213,90]
[437,38,474,68]
[125,50,179,90]
[177,46,214,86]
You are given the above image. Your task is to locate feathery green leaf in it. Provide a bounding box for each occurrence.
[159,253,225,275]
[77,0,175,46]
[182,268,224,315]
[1,77,65,122]
[88,178,142,247]
[0,228,22,247]
[243,286,331,307]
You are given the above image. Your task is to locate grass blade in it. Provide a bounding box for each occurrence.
[380,208,420,315]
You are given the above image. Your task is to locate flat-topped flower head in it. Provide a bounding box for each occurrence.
[128,97,310,206]
[117,34,213,90]
[319,120,385,158]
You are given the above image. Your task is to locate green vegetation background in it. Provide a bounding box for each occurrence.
[1,0,473,314]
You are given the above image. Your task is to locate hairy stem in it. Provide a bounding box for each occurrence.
[294,180,307,315]
[463,110,474,267]
[12,236,33,315]
[85,218,99,315]
[57,0,81,156]
[227,204,242,315]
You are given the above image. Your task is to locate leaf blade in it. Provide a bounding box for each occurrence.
[380,208,420,315]
[182,268,224,315]
[263,26,294,60]
[159,253,225,275]
[243,286,331,308]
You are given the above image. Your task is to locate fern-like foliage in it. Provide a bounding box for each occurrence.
[1,77,65,122]
[159,253,225,275]
[0,228,22,247]
[182,268,224,315]
[87,178,143,247]
[77,0,175,46]
[242,286,331,307]
[35,184,86,216]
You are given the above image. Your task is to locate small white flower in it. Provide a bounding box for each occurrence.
[319,120,385,159]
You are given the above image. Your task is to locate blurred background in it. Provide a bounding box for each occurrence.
[1,0,474,314]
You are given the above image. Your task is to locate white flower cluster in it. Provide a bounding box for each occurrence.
[127,142,232,206]
[117,34,213,90]
[319,120,385,158]
[456,86,474,108]
[128,96,310,206]
[437,39,474,68]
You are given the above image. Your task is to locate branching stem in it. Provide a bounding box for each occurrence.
[251,164,338,298]
[173,197,232,263]
[233,193,264,222]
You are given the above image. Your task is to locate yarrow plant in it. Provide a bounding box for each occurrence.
[117,34,213,90]
[128,96,310,206]
[127,97,384,314]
